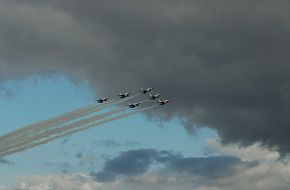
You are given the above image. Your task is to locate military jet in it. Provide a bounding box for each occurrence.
[149,93,160,100]
[118,92,131,98]
[158,99,170,105]
[128,102,141,108]
[96,97,109,103]
[140,88,153,94]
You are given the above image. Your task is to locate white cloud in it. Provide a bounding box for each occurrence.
[205,138,280,161]
[3,143,289,190]
[8,158,290,190]
[16,173,101,190]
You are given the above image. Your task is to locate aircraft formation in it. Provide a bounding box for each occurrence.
[0,88,168,158]
[96,87,170,108]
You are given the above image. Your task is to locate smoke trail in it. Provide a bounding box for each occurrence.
[0,102,94,140]
[0,105,156,157]
[0,105,157,157]
[0,101,106,142]
[0,103,105,150]
[0,94,139,148]
[22,94,140,136]
[0,97,146,153]
[0,107,127,154]
[140,99,150,104]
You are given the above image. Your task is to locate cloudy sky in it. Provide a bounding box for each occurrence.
[0,0,290,189]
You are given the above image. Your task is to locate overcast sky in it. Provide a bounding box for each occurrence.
[1,1,290,189]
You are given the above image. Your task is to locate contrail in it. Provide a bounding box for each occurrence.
[0,105,157,157]
[0,94,139,149]
[0,103,107,150]
[0,102,94,140]
[1,102,115,142]
[0,101,106,142]
[140,99,150,104]
[0,95,143,154]
[0,107,127,154]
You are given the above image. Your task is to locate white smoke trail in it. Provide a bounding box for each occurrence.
[0,95,143,154]
[0,102,94,140]
[0,102,107,150]
[0,100,110,141]
[0,94,139,149]
[0,107,127,154]
[140,99,150,104]
[0,96,148,154]
[0,105,157,157]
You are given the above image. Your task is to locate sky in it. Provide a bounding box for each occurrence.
[1,1,290,189]
[0,75,217,187]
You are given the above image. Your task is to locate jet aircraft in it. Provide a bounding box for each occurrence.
[149,93,160,100]
[128,102,141,108]
[118,92,131,98]
[158,99,170,105]
[96,97,109,103]
[140,88,153,94]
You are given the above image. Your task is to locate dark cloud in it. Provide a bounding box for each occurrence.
[93,149,161,182]
[0,87,13,98]
[92,149,256,182]
[92,171,116,183]
[0,1,290,152]
[0,158,12,164]
[167,155,257,179]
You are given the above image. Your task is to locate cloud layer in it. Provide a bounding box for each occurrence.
[12,147,290,190]
[92,149,255,182]
[0,0,290,152]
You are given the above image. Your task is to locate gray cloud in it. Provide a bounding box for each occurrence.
[166,156,257,179]
[0,158,12,164]
[11,145,290,190]
[92,149,256,182]
[0,87,13,98]
[91,149,163,182]
[0,1,290,153]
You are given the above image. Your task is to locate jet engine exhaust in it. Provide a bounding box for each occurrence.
[0,105,157,157]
